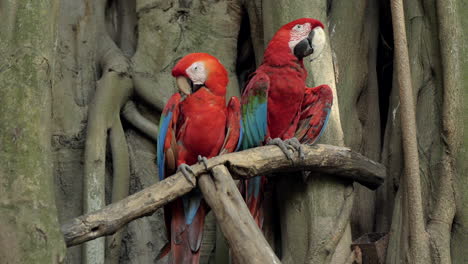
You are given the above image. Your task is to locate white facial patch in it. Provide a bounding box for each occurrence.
[186,61,207,85]
[288,22,312,52]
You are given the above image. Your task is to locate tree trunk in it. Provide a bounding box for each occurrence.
[0,0,66,263]
[382,0,465,263]
[452,2,468,264]
[1,0,463,263]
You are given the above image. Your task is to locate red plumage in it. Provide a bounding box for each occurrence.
[158,53,241,263]
[240,18,333,229]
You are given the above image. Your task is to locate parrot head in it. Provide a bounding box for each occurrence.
[266,18,326,62]
[172,53,228,97]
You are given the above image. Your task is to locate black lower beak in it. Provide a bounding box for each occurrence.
[192,84,203,93]
[185,78,202,93]
[293,31,315,60]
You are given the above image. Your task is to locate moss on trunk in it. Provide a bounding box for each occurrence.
[0,0,66,263]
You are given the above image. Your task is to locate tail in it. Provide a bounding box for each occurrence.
[241,176,266,228]
[158,197,207,264]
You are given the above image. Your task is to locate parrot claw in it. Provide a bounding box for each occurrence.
[267,138,295,160]
[198,155,209,170]
[177,163,196,186]
[285,137,305,160]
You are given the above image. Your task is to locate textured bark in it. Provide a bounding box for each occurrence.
[0,0,66,263]
[133,0,243,105]
[106,115,131,264]
[425,0,460,263]
[328,0,381,239]
[383,0,465,263]
[62,144,385,247]
[198,166,281,264]
[452,2,468,264]
[390,0,431,262]
[62,165,196,247]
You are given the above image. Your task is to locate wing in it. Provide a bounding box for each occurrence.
[240,71,270,150]
[295,85,333,144]
[219,96,243,155]
[157,93,182,181]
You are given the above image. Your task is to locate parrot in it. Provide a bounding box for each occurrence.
[240,18,333,228]
[157,53,242,264]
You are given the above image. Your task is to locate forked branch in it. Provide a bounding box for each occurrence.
[63,144,385,247]
[198,166,281,264]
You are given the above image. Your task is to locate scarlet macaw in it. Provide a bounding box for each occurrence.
[240,18,333,227]
[157,53,242,263]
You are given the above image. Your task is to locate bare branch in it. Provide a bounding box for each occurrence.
[121,100,158,141]
[390,0,430,262]
[65,170,195,247]
[132,74,166,112]
[425,1,461,263]
[198,166,281,264]
[106,116,131,264]
[64,144,385,247]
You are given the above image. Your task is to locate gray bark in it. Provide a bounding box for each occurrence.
[383,0,466,263]
[0,0,66,263]
[452,2,468,264]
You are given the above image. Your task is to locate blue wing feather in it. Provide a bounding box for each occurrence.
[157,111,173,181]
[240,72,270,150]
[235,119,244,151]
[156,93,181,181]
[183,190,203,225]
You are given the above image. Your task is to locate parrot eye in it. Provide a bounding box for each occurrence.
[186,61,207,87]
[293,24,304,31]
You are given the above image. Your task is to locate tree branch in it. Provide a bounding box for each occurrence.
[426,1,461,263]
[121,100,158,141]
[63,144,385,247]
[106,115,131,264]
[132,74,166,112]
[198,166,281,264]
[390,0,430,262]
[82,35,132,264]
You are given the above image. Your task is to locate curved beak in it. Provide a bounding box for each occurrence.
[176,76,191,95]
[176,76,204,95]
[293,27,326,61]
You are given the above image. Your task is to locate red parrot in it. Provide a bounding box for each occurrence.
[240,18,333,227]
[157,53,242,264]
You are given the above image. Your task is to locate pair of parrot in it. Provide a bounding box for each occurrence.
[157,18,333,263]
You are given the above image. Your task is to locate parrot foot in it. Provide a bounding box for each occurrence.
[198,155,209,170]
[267,138,295,160]
[177,163,196,186]
[284,137,305,160]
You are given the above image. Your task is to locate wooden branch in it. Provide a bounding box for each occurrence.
[64,172,196,247]
[121,100,158,141]
[390,0,430,262]
[218,144,385,190]
[62,144,385,247]
[198,166,281,264]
